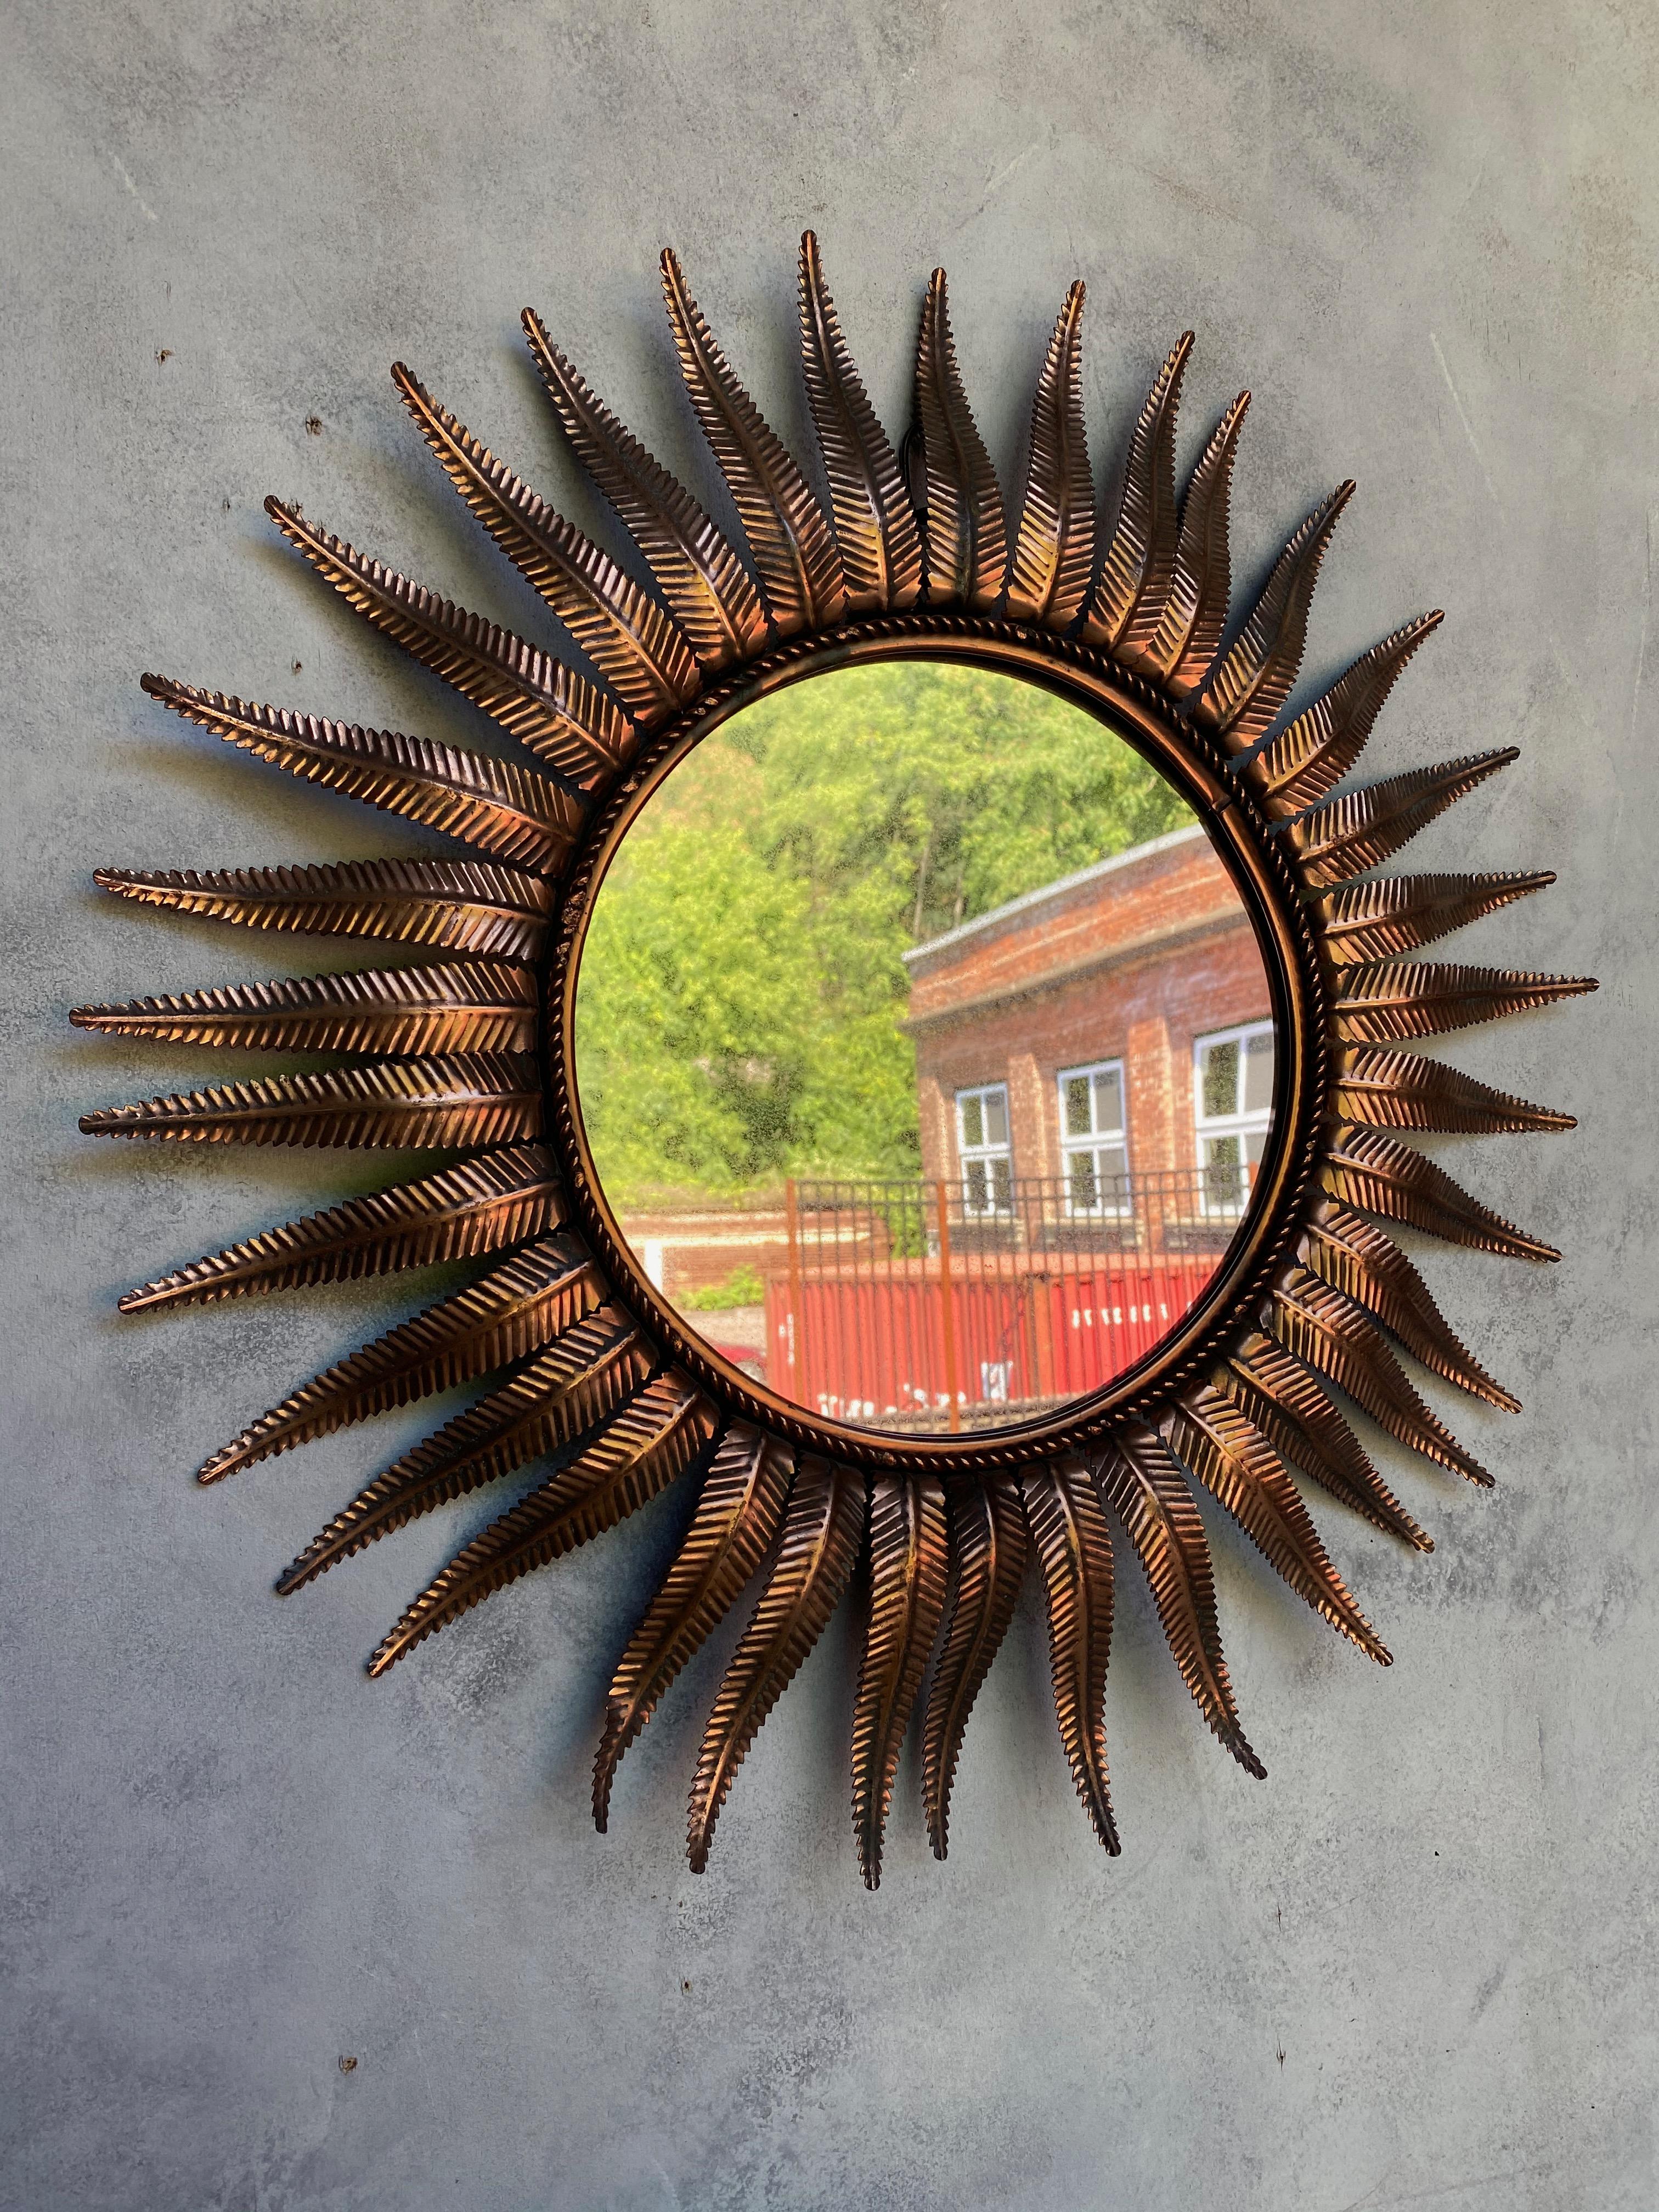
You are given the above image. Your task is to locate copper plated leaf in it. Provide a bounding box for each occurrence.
[1316,870,1557,967]
[913,268,1007,611]
[1248,612,1443,817]
[1330,960,1595,1044]
[392,361,696,723]
[198,1233,602,1484]
[1020,1461,1119,1854]
[522,307,768,672]
[1221,1335,1433,1551]
[1318,1123,1561,1261]
[1096,1427,1265,1776]
[1269,1263,1492,1486]
[1290,748,1518,888]
[1005,281,1095,628]
[1333,1046,1575,1134]
[1081,332,1192,656]
[661,246,845,639]
[279,1306,651,1593]
[264,500,632,787]
[1302,1199,1519,1409]
[797,230,922,613]
[686,1458,865,1874]
[119,1144,563,1312]
[78,1054,541,1152]
[369,1374,719,1677]
[94,857,554,964]
[72,961,537,1057]
[594,1424,796,1831]
[1190,481,1354,753]
[1164,1385,1389,1661]
[140,675,580,875]
[1144,390,1250,695]
[922,1477,1029,1862]
[850,1474,949,1889]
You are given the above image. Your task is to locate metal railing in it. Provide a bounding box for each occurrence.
[764,1166,1257,1433]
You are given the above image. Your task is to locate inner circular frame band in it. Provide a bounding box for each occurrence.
[544,612,1329,1480]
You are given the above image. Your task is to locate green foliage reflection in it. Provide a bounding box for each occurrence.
[574,662,1193,1199]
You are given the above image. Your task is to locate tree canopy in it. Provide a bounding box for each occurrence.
[573,661,1194,1199]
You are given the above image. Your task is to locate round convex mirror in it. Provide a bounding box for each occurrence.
[571,661,1279,1438]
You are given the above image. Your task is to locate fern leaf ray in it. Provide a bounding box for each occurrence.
[922,1478,1029,1862]
[1269,1265,1492,1486]
[522,308,768,672]
[120,1144,563,1312]
[391,360,696,722]
[1290,749,1518,888]
[1302,1200,1518,1409]
[797,230,922,613]
[1318,1124,1561,1261]
[79,1056,541,1151]
[1220,1334,1432,1551]
[1330,961,1595,1044]
[279,1307,653,1593]
[1192,482,1354,753]
[594,1425,796,1830]
[1021,1462,1119,1854]
[850,1474,948,1888]
[93,859,553,963]
[661,247,846,638]
[264,499,631,787]
[1082,333,1193,656]
[1333,1046,1575,1135]
[368,1375,719,1675]
[139,675,579,873]
[686,1459,865,1873]
[913,268,1007,610]
[1096,1428,1265,1776]
[1248,612,1443,818]
[1316,871,1558,966]
[1005,281,1094,628]
[1163,1387,1389,1661]
[72,962,537,1058]
[198,1234,602,1484]
[1144,391,1250,693]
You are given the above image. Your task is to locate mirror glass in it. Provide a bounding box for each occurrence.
[573,662,1277,1436]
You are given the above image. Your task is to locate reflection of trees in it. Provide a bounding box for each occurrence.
[575,662,1191,1199]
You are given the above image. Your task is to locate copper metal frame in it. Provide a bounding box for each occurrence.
[550,622,1323,1472]
[76,235,1595,1883]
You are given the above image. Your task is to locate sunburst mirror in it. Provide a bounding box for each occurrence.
[77,234,1594,1884]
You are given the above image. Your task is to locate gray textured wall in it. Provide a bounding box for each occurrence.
[3,4,1653,2207]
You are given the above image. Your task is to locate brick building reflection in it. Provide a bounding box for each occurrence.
[904,823,1273,1205]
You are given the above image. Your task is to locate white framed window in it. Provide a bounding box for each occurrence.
[1057,1059,1130,1215]
[955,1082,1013,1216]
[1194,1022,1275,1214]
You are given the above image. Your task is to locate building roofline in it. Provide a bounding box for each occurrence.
[899,820,1211,970]
[899,910,1245,1038]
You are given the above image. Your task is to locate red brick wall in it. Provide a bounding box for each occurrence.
[904,828,1272,1186]
[613,1207,790,1299]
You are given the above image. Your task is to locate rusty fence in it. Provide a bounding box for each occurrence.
[762,1167,1255,1433]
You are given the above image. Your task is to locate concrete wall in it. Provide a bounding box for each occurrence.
[2,4,1653,2206]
